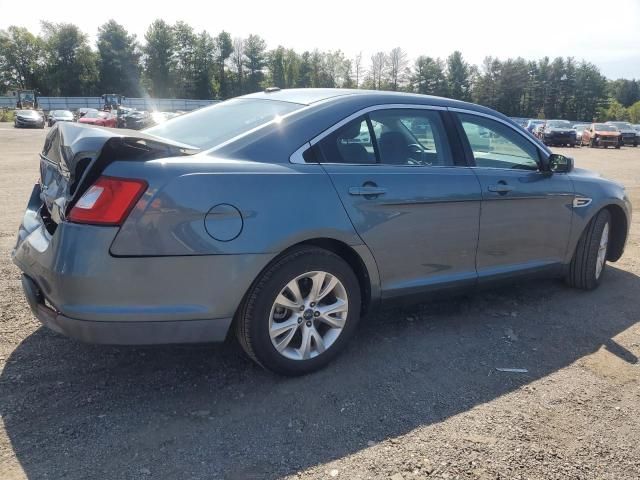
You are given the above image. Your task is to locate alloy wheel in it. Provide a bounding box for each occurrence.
[268,271,348,360]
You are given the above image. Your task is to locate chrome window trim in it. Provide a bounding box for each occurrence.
[289,104,447,164]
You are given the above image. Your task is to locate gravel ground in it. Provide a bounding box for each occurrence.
[0,123,639,480]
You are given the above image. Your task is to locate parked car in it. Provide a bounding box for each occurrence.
[572,123,590,146]
[533,122,546,138]
[14,109,45,129]
[12,89,631,375]
[76,108,96,118]
[77,110,117,128]
[605,121,638,147]
[47,110,74,127]
[581,123,621,148]
[525,119,545,133]
[540,120,578,147]
[118,109,153,130]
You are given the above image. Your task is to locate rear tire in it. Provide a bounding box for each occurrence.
[236,246,361,376]
[566,209,611,290]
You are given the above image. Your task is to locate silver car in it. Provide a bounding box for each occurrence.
[12,89,632,375]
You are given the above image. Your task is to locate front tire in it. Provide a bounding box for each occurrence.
[236,246,361,376]
[566,209,611,290]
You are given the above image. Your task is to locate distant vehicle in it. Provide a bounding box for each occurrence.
[12,89,631,375]
[605,121,638,147]
[540,120,578,147]
[581,123,621,148]
[77,108,97,118]
[525,119,545,133]
[632,124,640,132]
[119,109,153,130]
[14,109,45,129]
[533,122,546,138]
[48,110,74,127]
[573,124,591,146]
[78,110,117,128]
[102,93,125,112]
[510,117,529,127]
[16,90,38,110]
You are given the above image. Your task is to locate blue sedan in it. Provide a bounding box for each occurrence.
[13,89,631,375]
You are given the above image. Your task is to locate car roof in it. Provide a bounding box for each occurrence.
[241,88,487,112]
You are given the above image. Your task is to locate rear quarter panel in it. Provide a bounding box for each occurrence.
[108,157,363,256]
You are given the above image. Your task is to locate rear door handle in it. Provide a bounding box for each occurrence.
[488,184,514,194]
[348,186,387,196]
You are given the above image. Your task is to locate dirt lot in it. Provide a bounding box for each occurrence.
[0,122,639,480]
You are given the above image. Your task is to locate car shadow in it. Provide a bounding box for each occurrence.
[1,265,638,479]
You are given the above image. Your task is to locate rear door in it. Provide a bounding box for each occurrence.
[309,106,482,298]
[452,110,574,280]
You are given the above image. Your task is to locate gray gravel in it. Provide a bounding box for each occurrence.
[1,123,639,479]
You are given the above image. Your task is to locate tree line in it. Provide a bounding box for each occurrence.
[1,20,639,122]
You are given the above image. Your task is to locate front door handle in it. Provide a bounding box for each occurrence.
[488,183,514,195]
[349,186,387,196]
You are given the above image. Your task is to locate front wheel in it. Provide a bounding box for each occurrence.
[236,246,361,375]
[566,209,611,290]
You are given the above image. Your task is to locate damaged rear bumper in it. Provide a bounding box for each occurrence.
[12,184,275,345]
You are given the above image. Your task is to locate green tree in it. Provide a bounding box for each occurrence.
[172,21,197,98]
[387,47,409,91]
[243,34,267,93]
[627,101,640,123]
[96,20,140,97]
[193,31,217,99]
[0,26,44,91]
[216,31,233,98]
[411,56,448,96]
[600,100,628,121]
[609,79,640,107]
[574,61,607,121]
[267,46,286,88]
[446,51,471,101]
[143,20,175,97]
[41,22,98,96]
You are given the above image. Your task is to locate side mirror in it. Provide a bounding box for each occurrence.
[548,153,573,173]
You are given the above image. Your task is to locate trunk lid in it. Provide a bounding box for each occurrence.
[39,122,199,225]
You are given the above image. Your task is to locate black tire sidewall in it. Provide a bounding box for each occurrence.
[243,248,361,375]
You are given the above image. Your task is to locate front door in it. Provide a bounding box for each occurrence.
[454,112,574,280]
[314,108,482,297]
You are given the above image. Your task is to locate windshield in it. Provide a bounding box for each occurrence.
[52,110,73,117]
[145,98,304,149]
[594,124,617,131]
[608,122,632,129]
[574,124,589,130]
[547,120,572,128]
[17,110,38,116]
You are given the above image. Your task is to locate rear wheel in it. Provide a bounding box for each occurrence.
[236,246,361,375]
[566,209,611,290]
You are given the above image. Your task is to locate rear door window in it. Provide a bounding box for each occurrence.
[368,109,452,166]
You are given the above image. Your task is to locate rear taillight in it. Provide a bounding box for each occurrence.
[68,176,147,225]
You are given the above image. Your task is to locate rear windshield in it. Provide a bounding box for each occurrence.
[145,98,304,149]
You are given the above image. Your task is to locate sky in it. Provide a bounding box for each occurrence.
[0,0,639,79]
